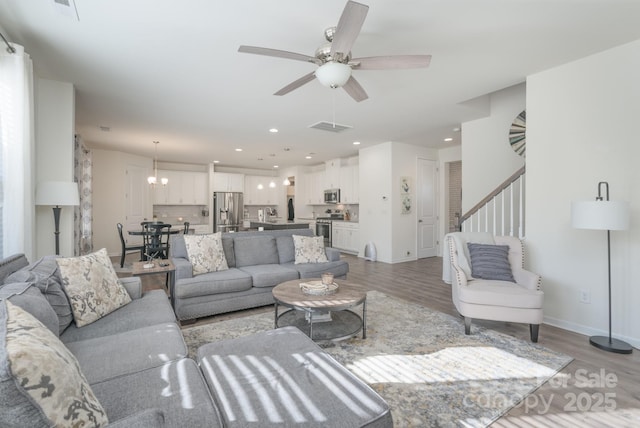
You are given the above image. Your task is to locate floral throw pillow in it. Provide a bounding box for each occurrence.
[56,248,132,327]
[184,233,229,275]
[0,300,108,427]
[292,235,329,264]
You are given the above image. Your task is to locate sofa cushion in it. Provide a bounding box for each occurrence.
[184,233,229,275]
[0,300,108,427]
[458,280,544,309]
[56,248,132,327]
[5,255,73,334]
[197,327,392,428]
[238,264,300,288]
[467,243,515,282]
[61,289,176,343]
[234,235,279,267]
[66,323,187,384]
[0,254,29,284]
[293,235,329,264]
[175,268,253,299]
[221,237,235,268]
[286,260,350,279]
[0,282,59,336]
[91,359,223,428]
[276,235,296,264]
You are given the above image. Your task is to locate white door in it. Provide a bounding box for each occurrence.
[125,165,149,246]
[417,158,437,258]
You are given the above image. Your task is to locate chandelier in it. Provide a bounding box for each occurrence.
[147,141,168,186]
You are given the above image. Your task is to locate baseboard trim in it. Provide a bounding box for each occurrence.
[543,315,639,350]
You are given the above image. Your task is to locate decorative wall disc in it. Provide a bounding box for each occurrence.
[509,110,526,157]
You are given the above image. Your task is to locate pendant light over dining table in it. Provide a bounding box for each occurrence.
[147,141,168,186]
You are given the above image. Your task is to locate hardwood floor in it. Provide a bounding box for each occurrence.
[121,253,640,427]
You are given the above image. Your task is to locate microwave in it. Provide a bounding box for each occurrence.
[324,188,340,204]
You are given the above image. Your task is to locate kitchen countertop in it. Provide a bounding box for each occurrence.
[249,220,311,230]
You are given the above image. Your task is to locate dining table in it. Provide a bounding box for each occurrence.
[128,224,180,260]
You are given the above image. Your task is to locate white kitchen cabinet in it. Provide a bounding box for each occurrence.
[339,164,359,204]
[213,172,244,192]
[325,159,341,189]
[244,175,279,205]
[155,170,208,205]
[331,221,359,253]
[302,171,326,205]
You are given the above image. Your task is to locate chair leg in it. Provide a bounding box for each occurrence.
[530,324,540,343]
[464,317,471,335]
[120,252,125,268]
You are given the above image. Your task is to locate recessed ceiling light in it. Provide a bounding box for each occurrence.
[213,160,220,164]
[235,148,242,152]
[305,155,312,159]
[269,128,278,133]
[273,165,279,168]
[444,137,453,142]
[353,141,361,145]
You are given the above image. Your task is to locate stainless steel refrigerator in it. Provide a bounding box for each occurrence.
[213,192,244,233]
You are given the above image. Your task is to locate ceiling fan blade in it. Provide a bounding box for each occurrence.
[330,1,369,61]
[351,55,432,70]
[274,72,317,96]
[342,76,368,102]
[238,46,320,65]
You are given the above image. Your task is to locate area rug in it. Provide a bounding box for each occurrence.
[182,291,572,427]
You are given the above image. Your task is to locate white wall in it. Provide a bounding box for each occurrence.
[34,78,75,258]
[461,83,526,212]
[527,39,640,348]
[437,145,462,255]
[359,142,437,263]
[92,149,152,255]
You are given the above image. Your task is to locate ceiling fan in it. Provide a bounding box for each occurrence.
[238,0,431,102]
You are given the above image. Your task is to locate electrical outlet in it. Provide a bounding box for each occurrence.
[580,289,591,304]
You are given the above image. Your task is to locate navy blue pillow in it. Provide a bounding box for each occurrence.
[467,243,515,282]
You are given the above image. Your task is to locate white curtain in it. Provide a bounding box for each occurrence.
[0,43,35,260]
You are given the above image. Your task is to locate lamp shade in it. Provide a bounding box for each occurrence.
[315,62,352,88]
[571,200,630,231]
[35,181,80,206]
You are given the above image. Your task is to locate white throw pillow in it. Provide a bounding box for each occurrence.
[56,248,132,327]
[292,235,329,264]
[0,300,109,427]
[184,233,229,275]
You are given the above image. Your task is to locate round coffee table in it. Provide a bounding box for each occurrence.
[272,279,367,342]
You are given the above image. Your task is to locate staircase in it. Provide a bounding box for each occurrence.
[459,166,526,239]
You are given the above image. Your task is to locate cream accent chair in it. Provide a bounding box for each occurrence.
[446,232,544,342]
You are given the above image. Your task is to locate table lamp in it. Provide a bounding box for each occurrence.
[571,181,632,354]
[35,181,80,255]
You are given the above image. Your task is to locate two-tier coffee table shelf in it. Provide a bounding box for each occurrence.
[272,279,367,342]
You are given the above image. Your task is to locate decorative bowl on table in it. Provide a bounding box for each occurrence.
[299,280,339,296]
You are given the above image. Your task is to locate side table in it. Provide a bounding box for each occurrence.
[131,260,176,306]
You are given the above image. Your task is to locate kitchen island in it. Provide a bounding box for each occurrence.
[250,220,311,230]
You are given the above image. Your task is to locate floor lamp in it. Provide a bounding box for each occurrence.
[571,181,632,354]
[35,181,80,256]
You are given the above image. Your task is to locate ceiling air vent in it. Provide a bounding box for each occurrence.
[309,121,352,133]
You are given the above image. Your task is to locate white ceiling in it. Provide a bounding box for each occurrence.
[2,0,640,170]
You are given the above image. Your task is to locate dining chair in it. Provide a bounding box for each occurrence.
[143,223,172,260]
[116,223,145,268]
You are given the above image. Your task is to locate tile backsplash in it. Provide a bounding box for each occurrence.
[153,205,209,226]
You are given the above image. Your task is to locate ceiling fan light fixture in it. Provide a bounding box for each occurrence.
[315,62,351,88]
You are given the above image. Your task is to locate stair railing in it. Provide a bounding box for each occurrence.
[459,166,526,239]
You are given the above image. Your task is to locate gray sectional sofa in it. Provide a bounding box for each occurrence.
[0,252,392,428]
[170,228,349,322]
